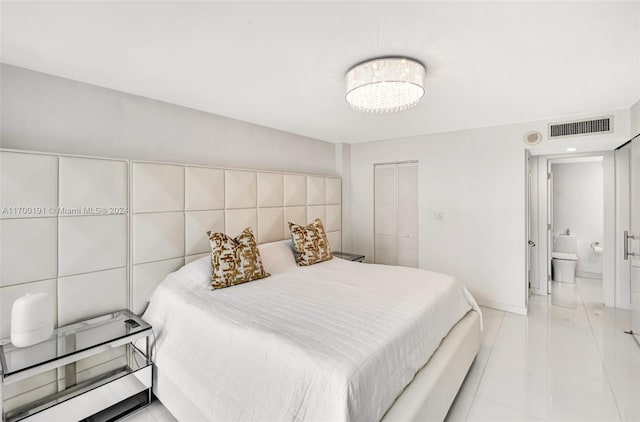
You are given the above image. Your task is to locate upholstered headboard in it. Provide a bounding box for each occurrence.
[0,150,341,330]
[0,150,133,411]
[0,150,129,337]
[0,151,340,410]
[130,161,341,314]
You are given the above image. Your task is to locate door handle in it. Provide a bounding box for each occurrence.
[528,240,536,247]
[624,230,636,260]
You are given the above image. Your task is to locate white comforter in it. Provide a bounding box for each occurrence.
[143,242,480,422]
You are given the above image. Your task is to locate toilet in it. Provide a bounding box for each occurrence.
[552,234,578,283]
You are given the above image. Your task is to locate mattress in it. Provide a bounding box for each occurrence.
[142,241,480,422]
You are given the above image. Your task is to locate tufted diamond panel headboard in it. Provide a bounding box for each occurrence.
[130,161,341,314]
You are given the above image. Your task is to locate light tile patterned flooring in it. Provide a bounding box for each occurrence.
[125,277,640,422]
[446,278,640,422]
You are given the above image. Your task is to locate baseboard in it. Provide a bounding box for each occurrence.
[576,270,603,280]
[478,300,527,316]
[616,302,632,311]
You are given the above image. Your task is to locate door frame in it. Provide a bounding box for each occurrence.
[615,145,632,309]
[625,137,640,342]
[532,151,615,306]
[526,152,539,304]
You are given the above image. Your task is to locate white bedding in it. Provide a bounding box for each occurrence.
[143,241,480,422]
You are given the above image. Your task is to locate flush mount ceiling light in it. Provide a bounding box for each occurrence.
[345,57,426,114]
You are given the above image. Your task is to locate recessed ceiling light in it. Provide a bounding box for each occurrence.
[566,147,577,152]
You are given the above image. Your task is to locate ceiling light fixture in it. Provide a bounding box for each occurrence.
[345,57,426,113]
[566,147,577,152]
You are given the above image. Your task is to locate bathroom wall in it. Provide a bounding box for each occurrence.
[552,161,604,277]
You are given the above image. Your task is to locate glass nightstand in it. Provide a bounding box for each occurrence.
[0,310,153,422]
[333,251,366,262]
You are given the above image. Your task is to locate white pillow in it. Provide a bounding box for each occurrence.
[165,255,211,290]
[258,239,298,274]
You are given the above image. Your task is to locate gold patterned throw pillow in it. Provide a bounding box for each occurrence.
[207,227,270,289]
[288,218,333,266]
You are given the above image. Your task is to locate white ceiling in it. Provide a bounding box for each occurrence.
[1,1,639,144]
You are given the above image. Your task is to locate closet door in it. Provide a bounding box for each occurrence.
[374,162,418,267]
[374,164,398,265]
[630,138,640,344]
[397,163,419,267]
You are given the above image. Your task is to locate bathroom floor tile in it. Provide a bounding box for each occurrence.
[550,281,577,308]
[576,277,605,305]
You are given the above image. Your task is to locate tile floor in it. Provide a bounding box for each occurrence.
[124,277,640,422]
[446,278,639,422]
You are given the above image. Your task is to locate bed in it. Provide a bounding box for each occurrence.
[142,240,481,422]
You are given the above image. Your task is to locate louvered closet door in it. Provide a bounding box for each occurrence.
[397,163,419,267]
[374,162,418,267]
[374,164,398,265]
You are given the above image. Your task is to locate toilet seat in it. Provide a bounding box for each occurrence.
[552,252,578,261]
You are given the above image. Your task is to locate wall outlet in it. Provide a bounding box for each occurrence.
[434,212,444,220]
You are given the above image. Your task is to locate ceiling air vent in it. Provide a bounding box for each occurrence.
[548,116,613,139]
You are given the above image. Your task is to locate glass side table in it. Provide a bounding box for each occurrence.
[0,310,153,422]
[333,251,366,262]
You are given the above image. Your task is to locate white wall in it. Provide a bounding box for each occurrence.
[0,64,336,174]
[347,104,630,313]
[349,124,528,314]
[551,161,604,277]
[335,143,352,251]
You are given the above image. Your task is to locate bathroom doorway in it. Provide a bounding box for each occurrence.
[548,156,604,307]
[531,152,615,307]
